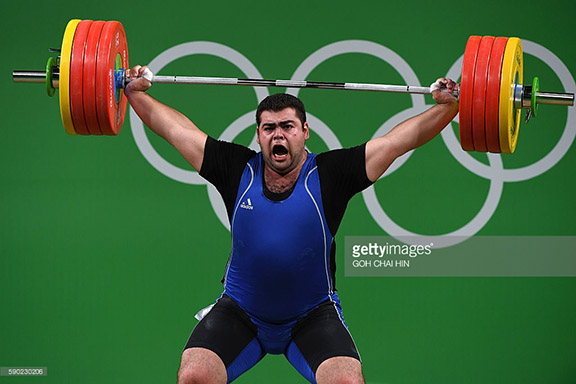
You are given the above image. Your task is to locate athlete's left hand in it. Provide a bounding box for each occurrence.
[430,77,459,105]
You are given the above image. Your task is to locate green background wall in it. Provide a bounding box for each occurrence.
[1,0,575,383]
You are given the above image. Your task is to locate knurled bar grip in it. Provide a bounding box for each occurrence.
[145,75,447,96]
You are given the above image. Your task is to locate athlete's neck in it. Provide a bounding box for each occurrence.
[264,152,310,193]
[264,165,302,193]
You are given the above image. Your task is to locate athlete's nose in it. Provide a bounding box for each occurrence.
[273,127,285,140]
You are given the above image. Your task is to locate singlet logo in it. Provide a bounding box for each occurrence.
[240,198,254,210]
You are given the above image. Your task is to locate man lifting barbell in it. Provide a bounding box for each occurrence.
[12,18,575,384]
[125,64,458,384]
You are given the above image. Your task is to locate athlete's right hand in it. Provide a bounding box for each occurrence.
[125,65,153,93]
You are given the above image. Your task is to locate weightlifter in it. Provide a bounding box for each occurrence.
[125,65,459,384]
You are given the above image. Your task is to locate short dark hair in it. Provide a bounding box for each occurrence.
[256,93,307,126]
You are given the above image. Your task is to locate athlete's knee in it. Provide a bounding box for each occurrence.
[177,348,227,384]
[316,371,364,384]
[315,356,364,384]
[177,365,209,384]
[177,363,227,384]
[331,372,365,384]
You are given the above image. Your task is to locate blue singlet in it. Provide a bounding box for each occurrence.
[223,152,339,338]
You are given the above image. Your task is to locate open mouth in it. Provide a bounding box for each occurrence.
[272,144,288,159]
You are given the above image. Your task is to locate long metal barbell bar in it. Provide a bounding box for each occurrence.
[12,19,575,154]
[13,70,456,95]
[14,70,572,106]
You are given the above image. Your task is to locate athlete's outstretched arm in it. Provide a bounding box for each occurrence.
[124,65,208,172]
[365,78,459,182]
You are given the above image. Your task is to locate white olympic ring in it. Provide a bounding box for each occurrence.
[130,42,269,185]
[129,39,575,245]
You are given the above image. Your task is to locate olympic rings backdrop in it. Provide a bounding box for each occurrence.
[2,1,575,383]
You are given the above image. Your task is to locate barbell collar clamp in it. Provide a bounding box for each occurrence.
[522,86,533,109]
[514,83,524,109]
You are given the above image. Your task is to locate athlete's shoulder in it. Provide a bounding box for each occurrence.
[315,143,367,167]
[205,136,257,160]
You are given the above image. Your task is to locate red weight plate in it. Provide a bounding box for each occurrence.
[471,36,494,152]
[95,21,129,135]
[83,21,105,135]
[70,20,93,135]
[485,37,508,153]
[459,36,481,151]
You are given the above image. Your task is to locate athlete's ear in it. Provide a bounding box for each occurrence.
[303,122,310,140]
[256,125,261,144]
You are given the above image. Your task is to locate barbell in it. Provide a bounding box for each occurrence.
[12,19,575,154]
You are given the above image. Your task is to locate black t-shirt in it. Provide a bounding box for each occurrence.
[199,136,373,236]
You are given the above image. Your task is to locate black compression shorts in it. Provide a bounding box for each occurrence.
[184,294,361,383]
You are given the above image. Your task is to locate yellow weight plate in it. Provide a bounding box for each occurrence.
[59,19,81,136]
[498,37,523,153]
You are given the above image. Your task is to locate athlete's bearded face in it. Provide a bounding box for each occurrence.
[256,108,310,176]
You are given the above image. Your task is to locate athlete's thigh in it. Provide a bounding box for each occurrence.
[184,295,264,382]
[285,300,361,383]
